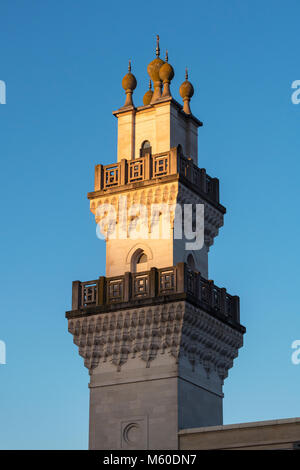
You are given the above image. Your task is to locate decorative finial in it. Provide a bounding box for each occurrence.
[143,80,154,105]
[165,50,168,62]
[149,79,152,90]
[159,57,174,98]
[156,34,160,57]
[121,62,137,108]
[179,69,194,114]
[147,35,164,102]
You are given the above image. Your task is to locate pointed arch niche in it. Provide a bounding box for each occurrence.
[126,244,153,273]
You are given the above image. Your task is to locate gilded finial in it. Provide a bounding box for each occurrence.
[149,79,152,90]
[185,68,188,80]
[128,60,131,72]
[165,50,168,62]
[156,34,160,57]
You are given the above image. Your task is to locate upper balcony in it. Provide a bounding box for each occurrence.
[89,148,225,212]
[66,262,244,333]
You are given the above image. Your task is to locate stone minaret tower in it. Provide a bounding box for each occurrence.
[66,37,245,450]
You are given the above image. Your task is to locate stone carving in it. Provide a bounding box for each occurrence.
[68,302,184,371]
[177,183,224,249]
[181,303,243,381]
[123,423,140,445]
[68,301,243,382]
[90,180,223,249]
[121,417,148,449]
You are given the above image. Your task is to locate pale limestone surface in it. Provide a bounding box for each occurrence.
[90,179,221,278]
[116,101,198,164]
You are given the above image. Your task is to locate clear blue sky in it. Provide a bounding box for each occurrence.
[0,0,300,449]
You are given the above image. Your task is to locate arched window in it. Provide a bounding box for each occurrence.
[187,254,195,271]
[140,140,152,158]
[131,248,148,272]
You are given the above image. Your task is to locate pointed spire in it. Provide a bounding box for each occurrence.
[165,50,168,62]
[185,67,188,80]
[128,59,131,72]
[156,34,160,57]
[149,79,152,90]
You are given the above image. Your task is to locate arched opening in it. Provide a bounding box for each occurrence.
[140,140,152,158]
[131,248,148,273]
[187,254,195,271]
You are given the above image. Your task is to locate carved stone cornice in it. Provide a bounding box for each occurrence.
[89,180,224,249]
[181,303,243,382]
[67,300,244,384]
[177,183,224,249]
[68,302,184,371]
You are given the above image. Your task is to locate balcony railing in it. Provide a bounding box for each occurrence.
[70,263,240,325]
[93,148,220,205]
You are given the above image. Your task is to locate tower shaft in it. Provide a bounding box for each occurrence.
[66,48,245,450]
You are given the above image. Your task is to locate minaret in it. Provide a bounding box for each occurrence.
[66,38,245,450]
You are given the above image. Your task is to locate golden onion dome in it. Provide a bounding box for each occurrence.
[121,60,137,108]
[147,57,164,82]
[179,69,194,114]
[147,35,164,82]
[159,51,174,83]
[143,80,153,105]
[122,60,137,91]
[179,68,194,100]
